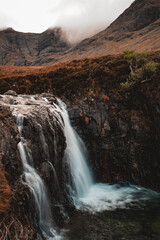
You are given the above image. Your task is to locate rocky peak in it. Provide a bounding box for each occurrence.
[38,27,70,53]
[0,27,70,65]
[103,0,160,40]
[61,0,160,61]
[0,27,15,33]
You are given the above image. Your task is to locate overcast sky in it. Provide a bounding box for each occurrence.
[0,0,134,42]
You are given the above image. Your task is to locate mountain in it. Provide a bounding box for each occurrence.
[60,0,160,62]
[0,0,160,66]
[0,27,70,65]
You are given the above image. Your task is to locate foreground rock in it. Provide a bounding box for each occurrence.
[0,104,37,239]
[0,93,69,239]
[0,89,160,239]
[68,89,160,192]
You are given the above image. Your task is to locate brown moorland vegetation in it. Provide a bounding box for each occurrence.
[0,156,12,213]
[0,51,160,98]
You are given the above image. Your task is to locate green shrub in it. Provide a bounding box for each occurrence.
[121,50,158,90]
[124,50,137,61]
[143,61,158,74]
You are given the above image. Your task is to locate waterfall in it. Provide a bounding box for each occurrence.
[15,112,62,240]
[1,92,160,240]
[54,99,93,205]
[55,99,160,212]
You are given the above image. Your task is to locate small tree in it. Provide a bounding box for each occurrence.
[124,50,137,74]
[121,50,158,90]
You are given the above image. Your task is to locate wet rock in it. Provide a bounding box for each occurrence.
[68,91,160,191]
[4,90,18,96]
[0,105,37,239]
[0,93,69,239]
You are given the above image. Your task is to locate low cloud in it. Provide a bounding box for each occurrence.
[0,0,134,42]
[50,0,134,28]
[49,0,134,43]
[0,12,15,30]
[61,23,109,45]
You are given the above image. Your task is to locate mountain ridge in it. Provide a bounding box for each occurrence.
[0,27,70,65]
[59,0,160,62]
[0,0,160,66]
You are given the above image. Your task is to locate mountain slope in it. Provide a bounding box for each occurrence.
[0,27,70,65]
[0,0,160,66]
[58,0,160,62]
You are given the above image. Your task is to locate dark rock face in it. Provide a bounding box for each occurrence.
[0,105,37,239]
[68,90,160,191]
[0,93,69,239]
[0,27,70,66]
[0,106,21,182]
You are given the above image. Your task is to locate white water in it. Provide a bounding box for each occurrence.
[54,99,93,204]
[55,99,160,212]
[15,112,62,240]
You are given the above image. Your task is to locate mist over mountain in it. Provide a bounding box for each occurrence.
[62,23,109,45]
[0,0,160,66]
[61,0,160,61]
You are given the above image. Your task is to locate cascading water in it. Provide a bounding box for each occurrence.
[54,99,93,205]
[1,92,160,239]
[55,99,160,212]
[15,112,62,240]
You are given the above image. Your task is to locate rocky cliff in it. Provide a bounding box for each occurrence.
[0,93,70,239]
[0,27,70,66]
[0,53,160,194]
[0,104,37,239]
[68,89,160,191]
[0,52,160,238]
